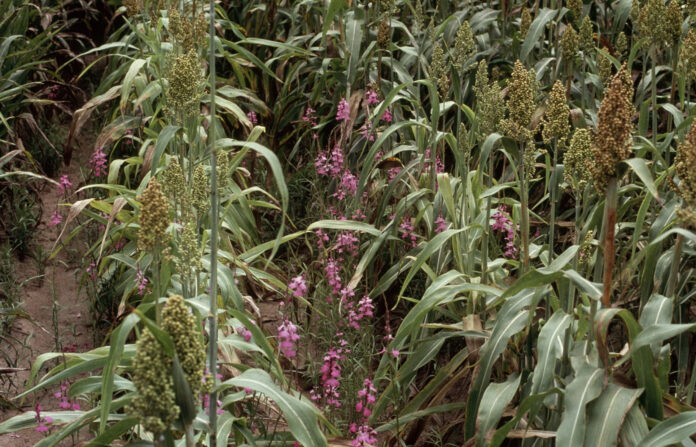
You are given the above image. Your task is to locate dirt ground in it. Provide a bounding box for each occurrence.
[0,142,95,446]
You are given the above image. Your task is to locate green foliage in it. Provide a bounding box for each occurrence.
[5,0,696,446]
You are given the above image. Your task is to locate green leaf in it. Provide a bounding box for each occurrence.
[219,369,326,447]
[620,405,650,446]
[477,374,521,447]
[465,291,532,438]
[520,8,557,62]
[345,10,364,86]
[638,412,696,447]
[557,363,604,446]
[306,219,381,236]
[584,384,643,447]
[631,323,696,354]
[322,0,348,38]
[120,58,147,114]
[531,311,572,396]
[87,417,138,447]
[150,125,180,176]
[99,313,139,433]
[396,228,465,305]
[623,158,659,200]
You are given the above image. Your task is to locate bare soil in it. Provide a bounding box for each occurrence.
[0,140,95,446]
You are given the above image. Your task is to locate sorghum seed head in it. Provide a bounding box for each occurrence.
[475,60,505,142]
[679,29,696,85]
[501,60,537,143]
[138,178,170,252]
[674,122,696,208]
[616,32,628,59]
[166,50,203,120]
[599,47,614,84]
[542,81,571,148]
[168,8,207,52]
[453,21,475,73]
[564,128,593,191]
[377,18,391,49]
[458,123,471,161]
[175,222,202,282]
[192,164,210,214]
[567,0,583,24]
[638,0,668,45]
[161,158,186,201]
[129,328,179,435]
[561,25,579,62]
[430,42,450,100]
[666,0,683,43]
[630,0,641,23]
[414,0,424,33]
[579,16,594,53]
[520,8,532,38]
[217,151,231,192]
[162,294,207,396]
[591,65,635,193]
[124,0,140,17]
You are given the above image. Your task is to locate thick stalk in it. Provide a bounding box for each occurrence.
[651,46,658,147]
[481,155,493,285]
[185,424,195,447]
[520,143,530,272]
[601,177,618,307]
[207,0,219,444]
[548,141,558,263]
[154,250,161,324]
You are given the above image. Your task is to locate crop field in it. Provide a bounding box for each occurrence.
[1,0,696,446]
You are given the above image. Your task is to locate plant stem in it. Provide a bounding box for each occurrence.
[520,143,530,273]
[548,141,558,263]
[482,155,492,285]
[601,177,618,307]
[651,46,658,147]
[207,0,219,443]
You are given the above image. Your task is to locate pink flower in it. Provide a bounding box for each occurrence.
[333,170,358,200]
[355,378,377,419]
[302,107,317,126]
[202,394,225,415]
[365,89,379,105]
[89,147,108,177]
[315,229,330,249]
[424,148,444,174]
[277,318,301,358]
[351,424,378,447]
[391,349,400,357]
[324,257,342,297]
[86,262,97,280]
[288,274,307,298]
[336,98,350,121]
[57,175,72,194]
[247,111,258,125]
[400,218,418,248]
[381,108,392,123]
[491,206,518,258]
[34,403,52,433]
[434,215,448,233]
[360,121,375,141]
[316,347,344,407]
[48,210,62,227]
[236,325,252,342]
[335,231,359,256]
[135,269,148,295]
